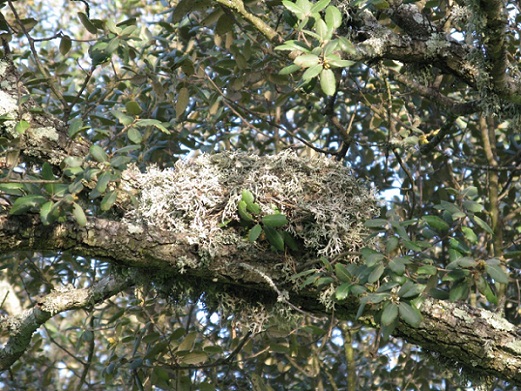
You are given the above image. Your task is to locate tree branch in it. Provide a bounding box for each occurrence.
[473,0,509,95]
[214,0,281,43]
[0,59,90,168]
[0,275,132,370]
[0,214,519,384]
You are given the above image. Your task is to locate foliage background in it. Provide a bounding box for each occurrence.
[0,0,519,389]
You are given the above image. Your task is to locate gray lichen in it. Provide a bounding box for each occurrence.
[125,150,378,263]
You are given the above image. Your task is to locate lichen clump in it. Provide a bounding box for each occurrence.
[126,150,378,260]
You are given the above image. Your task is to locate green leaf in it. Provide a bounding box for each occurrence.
[325,6,342,30]
[78,12,98,34]
[72,202,87,227]
[449,238,470,254]
[59,35,72,55]
[39,201,55,225]
[335,282,351,300]
[385,236,399,254]
[461,226,478,244]
[112,110,134,126]
[90,145,108,163]
[180,352,208,365]
[364,292,388,304]
[238,200,254,223]
[135,119,171,134]
[319,68,336,96]
[302,64,323,81]
[473,215,494,235]
[310,0,330,14]
[246,202,261,215]
[315,277,334,287]
[446,256,476,270]
[110,155,132,169]
[101,190,117,211]
[398,282,425,298]
[361,248,385,267]
[279,64,302,75]
[105,19,122,35]
[241,189,255,205]
[263,226,285,251]
[95,171,112,193]
[10,195,47,215]
[129,358,143,370]
[315,18,330,41]
[338,37,357,54]
[275,40,309,52]
[442,269,469,282]
[282,0,307,18]
[282,231,299,251]
[88,42,110,66]
[422,215,450,232]
[485,262,509,284]
[398,302,422,327]
[381,302,398,326]
[388,256,411,275]
[463,200,484,213]
[294,54,320,68]
[364,218,389,229]
[417,265,437,276]
[178,332,197,352]
[402,240,423,252]
[476,276,498,305]
[41,162,54,180]
[248,224,262,242]
[68,118,84,138]
[262,214,288,228]
[125,101,142,116]
[68,180,84,194]
[15,120,30,135]
[326,58,355,68]
[0,183,24,196]
[335,263,351,282]
[449,280,469,301]
[176,87,190,119]
[127,127,142,144]
[370,0,390,10]
[367,263,385,283]
[435,201,465,218]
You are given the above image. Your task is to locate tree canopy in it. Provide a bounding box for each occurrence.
[0,0,520,389]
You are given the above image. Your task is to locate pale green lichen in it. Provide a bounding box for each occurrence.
[125,150,378,261]
[480,310,515,332]
[29,126,59,142]
[319,284,336,311]
[0,61,8,77]
[425,34,451,56]
[0,90,18,136]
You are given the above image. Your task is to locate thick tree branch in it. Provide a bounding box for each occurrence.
[397,299,521,386]
[0,214,519,384]
[390,70,478,116]
[385,0,437,39]
[475,0,509,95]
[0,274,132,371]
[214,0,281,42]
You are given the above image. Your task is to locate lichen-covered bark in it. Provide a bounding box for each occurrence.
[0,59,89,167]
[396,299,521,385]
[0,274,131,370]
[0,214,520,385]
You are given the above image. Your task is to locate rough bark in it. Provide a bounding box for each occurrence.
[0,214,520,385]
[0,274,132,370]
